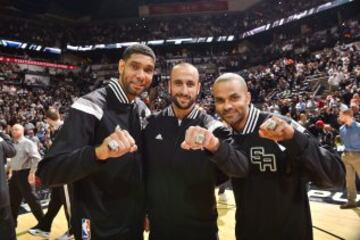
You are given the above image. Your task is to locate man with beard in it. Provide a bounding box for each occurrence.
[144,63,248,240]
[36,44,156,240]
[183,73,345,240]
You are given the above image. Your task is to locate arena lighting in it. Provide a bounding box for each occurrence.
[239,0,353,39]
[0,39,62,54]
[66,35,235,51]
[0,0,353,53]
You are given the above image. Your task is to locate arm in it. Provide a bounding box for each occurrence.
[27,140,42,174]
[181,124,249,178]
[259,116,345,188]
[36,108,103,186]
[0,132,16,159]
[210,127,249,178]
[280,130,344,188]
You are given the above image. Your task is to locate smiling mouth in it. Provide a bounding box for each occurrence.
[223,112,235,118]
[132,84,145,89]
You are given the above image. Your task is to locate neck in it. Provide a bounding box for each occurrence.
[345,118,353,126]
[172,103,194,120]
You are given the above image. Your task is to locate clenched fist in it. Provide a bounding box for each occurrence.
[181,126,220,153]
[259,116,294,142]
[95,126,138,160]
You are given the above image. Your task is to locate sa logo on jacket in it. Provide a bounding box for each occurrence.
[250,147,277,172]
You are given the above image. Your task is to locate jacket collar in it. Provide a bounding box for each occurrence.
[109,78,132,104]
[165,105,200,120]
[239,104,261,135]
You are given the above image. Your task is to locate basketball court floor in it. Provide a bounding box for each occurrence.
[16,189,360,240]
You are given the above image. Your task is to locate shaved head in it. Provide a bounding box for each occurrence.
[12,124,24,132]
[214,73,248,92]
[12,124,24,140]
[171,63,199,82]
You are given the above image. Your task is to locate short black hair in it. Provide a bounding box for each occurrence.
[122,44,156,62]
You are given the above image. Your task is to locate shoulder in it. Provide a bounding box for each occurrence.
[71,88,107,121]
[23,138,36,147]
[135,98,151,118]
[198,112,225,132]
[146,108,165,124]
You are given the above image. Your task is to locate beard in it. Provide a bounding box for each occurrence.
[121,77,145,98]
[171,94,196,110]
[220,110,246,129]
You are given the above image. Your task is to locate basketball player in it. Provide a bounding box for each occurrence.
[183,73,345,240]
[144,63,248,240]
[36,44,155,240]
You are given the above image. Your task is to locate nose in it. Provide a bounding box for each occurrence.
[178,84,189,95]
[136,69,146,82]
[223,100,233,111]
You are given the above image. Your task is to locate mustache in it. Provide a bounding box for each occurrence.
[222,109,234,114]
[174,94,191,99]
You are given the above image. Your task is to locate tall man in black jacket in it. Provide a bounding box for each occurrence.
[183,73,345,240]
[144,63,248,240]
[36,44,156,240]
[0,129,17,240]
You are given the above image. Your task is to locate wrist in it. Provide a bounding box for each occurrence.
[95,146,108,160]
[206,137,220,153]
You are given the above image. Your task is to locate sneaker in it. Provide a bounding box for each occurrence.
[218,193,227,202]
[28,228,50,238]
[340,202,357,209]
[57,231,75,240]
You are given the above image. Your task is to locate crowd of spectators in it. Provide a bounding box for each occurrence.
[0,0,331,46]
[0,3,359,153]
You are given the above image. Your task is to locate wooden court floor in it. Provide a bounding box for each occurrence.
[17,190,360,240]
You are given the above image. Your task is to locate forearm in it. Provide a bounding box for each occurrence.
[37,146,103,187]
[210,140,249,178]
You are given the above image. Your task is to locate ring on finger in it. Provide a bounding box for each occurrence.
[265,119,278,130]
[108,140,119,151]
[193,133,205,145]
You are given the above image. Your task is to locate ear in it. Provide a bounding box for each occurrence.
[246,91,252,105]
[197,82,201,95]
[118,59,125,75]
[168,80,172,95]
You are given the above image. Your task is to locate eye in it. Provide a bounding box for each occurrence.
[174,81,183,86]
[144,67,154,74]
[187,82,195,87]
[215,98,224,104]
[230,95,240,101]
[130,63,140,71]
